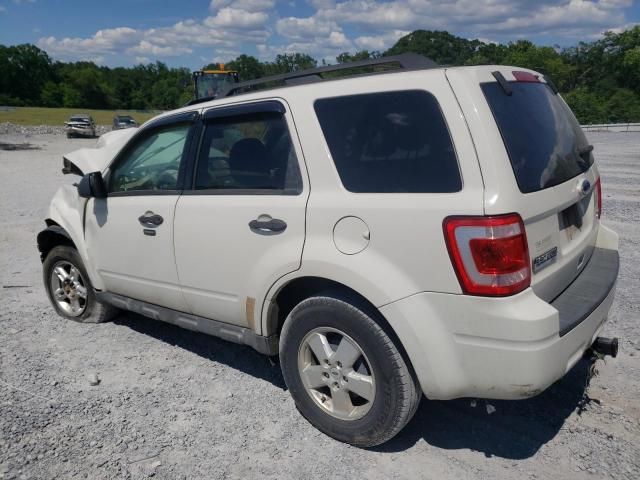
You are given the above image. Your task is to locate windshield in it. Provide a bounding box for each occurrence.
[482,82,593,193]
[195,73,236,99]
[69,117,89,123]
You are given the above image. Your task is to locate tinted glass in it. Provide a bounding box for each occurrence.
[110,124,189,192]
[314,90,461,193]
[482,82,594,193]
[194,111,301,193]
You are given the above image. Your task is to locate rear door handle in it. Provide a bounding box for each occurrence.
[138,211,164,227]
[249,216,287,235]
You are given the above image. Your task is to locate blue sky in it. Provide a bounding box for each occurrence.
[0,0,638,69]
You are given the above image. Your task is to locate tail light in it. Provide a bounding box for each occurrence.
[443,214,531,296]
[595,177,602,219]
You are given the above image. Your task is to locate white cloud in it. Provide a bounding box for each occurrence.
[311,0,630,39]
[37,12,271,63]
[33,0,637,66]
[486,0,626,33]
[354,30,409,51]
[126,40,192,57]
[204,7,268,30]
[210,0,275,11]
[276,16,337,39]
[135,56,151,64]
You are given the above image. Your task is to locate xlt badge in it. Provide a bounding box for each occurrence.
[533,246,558,273]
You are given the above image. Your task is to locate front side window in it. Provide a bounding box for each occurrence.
[314,90,461,193]
[194,111,302,193]
[110,123,190,193]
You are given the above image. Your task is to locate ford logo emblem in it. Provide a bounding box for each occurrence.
[579,179,591,195]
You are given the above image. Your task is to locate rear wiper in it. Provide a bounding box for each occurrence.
[491,71,512,96]
[578,145,594,156]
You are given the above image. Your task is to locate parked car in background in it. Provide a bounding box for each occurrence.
[65,114,96,138]
[112,115,138,130]
[39,54,620,448]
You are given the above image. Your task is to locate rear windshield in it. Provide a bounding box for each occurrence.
[482,82,593,193]
[314,90,461,193]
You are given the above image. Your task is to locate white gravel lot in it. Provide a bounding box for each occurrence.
[0,128,639,480]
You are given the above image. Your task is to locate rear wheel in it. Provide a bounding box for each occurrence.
[280,295,421,447]
[43,246,118,323]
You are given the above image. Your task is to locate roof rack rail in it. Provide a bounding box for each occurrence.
[218,53,438,98]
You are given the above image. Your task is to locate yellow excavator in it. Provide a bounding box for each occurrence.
[192,65,239,100]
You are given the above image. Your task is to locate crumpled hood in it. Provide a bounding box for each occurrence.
[62,127,137,176]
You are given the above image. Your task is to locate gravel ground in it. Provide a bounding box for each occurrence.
[0,123,112,137]
[0,127,639,480]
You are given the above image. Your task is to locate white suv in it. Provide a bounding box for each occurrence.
[38,54,620,447]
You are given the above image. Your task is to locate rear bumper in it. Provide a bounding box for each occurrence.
[380,224,619,400]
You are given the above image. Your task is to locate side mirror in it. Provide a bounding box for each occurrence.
[77,171,107,199]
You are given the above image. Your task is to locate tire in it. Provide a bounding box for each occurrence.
[280,295,421,447]
[43,245,118,324]
[66,132,72,139]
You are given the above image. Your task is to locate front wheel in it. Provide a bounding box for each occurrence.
[279,295,421,447]
[43,245,118,323]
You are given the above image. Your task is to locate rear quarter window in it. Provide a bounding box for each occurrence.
[314,90,461,193]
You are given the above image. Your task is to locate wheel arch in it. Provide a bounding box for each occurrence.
[263,275,417,378]
[37,221,77,262]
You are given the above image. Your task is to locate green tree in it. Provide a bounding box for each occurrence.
[335,50,381,63]
[605,88,640,123]
[226,54,265,80]
[0,44,53,105]
[265,53,317,74]
[563,89,606,124]
[385,30,481,65]
[40,81,63,107]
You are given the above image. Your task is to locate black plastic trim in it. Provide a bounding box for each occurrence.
[183,188,301,196]
[96,292,279,355]
[203,100,286,120]
[491,71,513,96]
[143,111,199,130]
[551,247,619,336]
[544,75,559,94]
[36,225,74,261]
[107,190,181,198]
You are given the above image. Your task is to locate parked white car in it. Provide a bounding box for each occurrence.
[38,55,620,447]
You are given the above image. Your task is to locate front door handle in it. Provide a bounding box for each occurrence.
[138,211,164,227]
[249,216,287,235]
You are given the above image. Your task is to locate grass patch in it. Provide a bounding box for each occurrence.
[0,107,161,126]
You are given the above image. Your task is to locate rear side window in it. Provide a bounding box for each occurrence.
[314,90,461,193]
[194,111,302,193]
[482,82,594,193]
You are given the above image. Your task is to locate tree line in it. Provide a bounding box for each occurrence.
[1,27,639,124]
